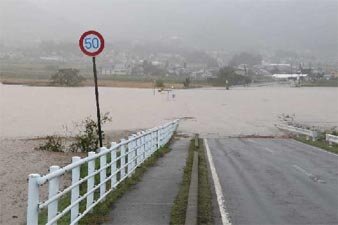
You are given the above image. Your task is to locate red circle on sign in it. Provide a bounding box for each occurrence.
[79,30,105,57]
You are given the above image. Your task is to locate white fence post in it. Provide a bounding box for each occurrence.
[164,125,168,144]
[141,132,146,163]
[120,139,126,179]
[153,130,157,153]
[99,148,107,201]
[87,152,96,210]
[161,126,165,146]
[48,165,60,225]
[312,130,318,141]
[136,133,142,165]
[157,127,161,149]
[148,132,152,158]
[27,174,41,225]
[133,137,137,169]
[127,136,134,176]
[71,156,81,224]
[110,142,117,189]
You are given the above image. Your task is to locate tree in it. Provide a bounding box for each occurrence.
[183,77,191,88]
[50,68,85,86]
[155,79,165,88]
[271,66,280,74]
[142,60,166,76]
[215,66,251,86]
[229,52,262,67]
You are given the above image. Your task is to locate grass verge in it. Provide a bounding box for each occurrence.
[302,79,338,87]
[295,136,338,155]
[198,139,213,225]
[170,139,213,225]
[37,143,172,225]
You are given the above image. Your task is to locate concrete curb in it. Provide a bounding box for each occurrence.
[185,150,199,225]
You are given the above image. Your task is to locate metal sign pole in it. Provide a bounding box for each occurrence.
[92,56,103,147]
[153,80,156,95]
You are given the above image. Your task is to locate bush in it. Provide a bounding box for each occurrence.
[155,80,165,88]
[183,77,191,88]
[50,68,85,86]
[211,66,251,86]
[70,113,112,152]
[36,136,64,152]
[37,113,112,153]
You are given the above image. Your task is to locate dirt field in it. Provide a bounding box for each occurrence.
[1,84,337,224]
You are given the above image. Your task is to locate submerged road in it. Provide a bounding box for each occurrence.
[206,138,338,225]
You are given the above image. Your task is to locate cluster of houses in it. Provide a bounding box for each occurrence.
[232,62,338,81]
[99,52,219,79]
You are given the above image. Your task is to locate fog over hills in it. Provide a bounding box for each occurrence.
[1,0,337,57]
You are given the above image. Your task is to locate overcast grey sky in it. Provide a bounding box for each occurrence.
[1,0,337,56]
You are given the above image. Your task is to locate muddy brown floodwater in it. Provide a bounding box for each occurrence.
[1,84,338,225]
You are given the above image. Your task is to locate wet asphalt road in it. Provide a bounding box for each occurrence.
[207,138,338,225]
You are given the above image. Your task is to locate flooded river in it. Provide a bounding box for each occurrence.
[1,84,338,138]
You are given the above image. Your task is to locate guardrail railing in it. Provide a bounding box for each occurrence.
[326,134,338,145]
[275,123,317,141]
[27,120,179,225]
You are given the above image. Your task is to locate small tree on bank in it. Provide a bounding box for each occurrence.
[183,77,191,88]
[50,68,85,86]
[213,66,251,86]
[70,113,112,152]
[155,79,165,88]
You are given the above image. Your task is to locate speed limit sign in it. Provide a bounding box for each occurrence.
[78,30,105,147]
[79,30,105,57]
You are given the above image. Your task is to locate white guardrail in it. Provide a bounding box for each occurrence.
[326,134,338,145]
[275,123,318,141]
[27,120,179,225]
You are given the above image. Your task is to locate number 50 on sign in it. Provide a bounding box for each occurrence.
[79,30,105,57]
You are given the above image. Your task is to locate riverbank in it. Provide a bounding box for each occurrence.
[0,77,188,89]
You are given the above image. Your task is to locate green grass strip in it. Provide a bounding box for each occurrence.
[198,139,214,225]
[170,138,214,225]
[295,136,338,155]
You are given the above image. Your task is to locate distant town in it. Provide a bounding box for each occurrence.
[1,40,337,85]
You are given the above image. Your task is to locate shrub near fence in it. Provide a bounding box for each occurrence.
[27,120,179,225]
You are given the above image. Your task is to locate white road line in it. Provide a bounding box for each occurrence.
[204,139,232,225]
[293,165,326,183]
[263,147,274,153]
[293,165,313,177]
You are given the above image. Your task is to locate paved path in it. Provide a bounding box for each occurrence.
[103,138,189,225]
[206,138,338,225]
